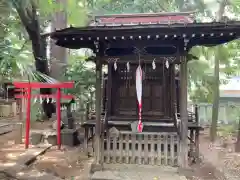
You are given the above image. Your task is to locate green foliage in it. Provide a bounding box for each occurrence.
[188,40,240,103]
[218,124,238,136]
[64,52,95,102]
[0,1,34,81]
[38,0,89,26]
[230,0,240,15]
[1,0,240,106]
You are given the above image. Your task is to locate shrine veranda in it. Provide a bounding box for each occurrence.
[50,12,240,168]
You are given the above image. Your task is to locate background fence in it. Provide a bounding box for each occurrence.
[189,103,240,125]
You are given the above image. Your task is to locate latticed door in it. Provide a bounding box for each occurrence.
[112,63,165,118]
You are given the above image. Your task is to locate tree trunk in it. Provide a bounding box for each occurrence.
[14,1,53,118]
[210,47,220,142]
[50,0,67,81]
[210,0,228,142]
[235,117,240,152]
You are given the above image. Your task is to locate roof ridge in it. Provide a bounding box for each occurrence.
[94,11,196,19]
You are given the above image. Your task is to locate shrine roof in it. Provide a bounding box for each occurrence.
[50,12,240,50]
[89,12,194,26]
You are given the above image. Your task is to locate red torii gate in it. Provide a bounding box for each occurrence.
[13,82,74,150]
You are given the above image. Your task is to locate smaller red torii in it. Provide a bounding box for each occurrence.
[13,82,74,150]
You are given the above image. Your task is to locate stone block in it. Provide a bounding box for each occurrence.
[61,129,80,147]
[47,135,57,145]
[30,132,43,145]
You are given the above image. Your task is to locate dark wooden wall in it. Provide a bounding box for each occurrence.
[104,62,176,120]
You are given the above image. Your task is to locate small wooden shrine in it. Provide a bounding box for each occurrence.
[219,76,240,123]
[220,76,240,103]
[50,12,240,168]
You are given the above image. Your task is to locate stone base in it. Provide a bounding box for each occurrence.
[61,129,80,147]
[91,165,187,180]
[30,128,80,146]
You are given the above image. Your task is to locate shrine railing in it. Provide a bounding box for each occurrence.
[103,131,179,166]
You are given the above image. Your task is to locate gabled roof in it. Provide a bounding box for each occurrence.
[90,12,194,26]
[50,12,240,50]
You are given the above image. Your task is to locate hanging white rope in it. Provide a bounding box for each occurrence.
[152,58,156,69]
[34,97,38,103]
[114,60,117,71]
[165,59,169,69]
[126,62,130,72]
[39,97,43,104]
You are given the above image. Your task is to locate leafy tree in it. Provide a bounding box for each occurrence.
[228,0,240,151]
[64,52,95,104]
[4,0,90,117]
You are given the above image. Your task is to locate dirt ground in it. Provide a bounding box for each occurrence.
[0,120,92,180]
[29,121,91,179]
[32,146,90,179]
[1,121,240,180]
[184,129,240,180]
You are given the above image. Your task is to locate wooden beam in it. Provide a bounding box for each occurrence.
[13,82,74,89]
[94,59,102,164]
[179,55,188,168]
[15,94,73,99]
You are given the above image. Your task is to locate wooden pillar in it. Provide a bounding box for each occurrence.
[84,127,89,155]
[204,105,207,123]
[179,56,188,168]
[189,130,194,155]
[56,88,62,150]
[162,63,166,116]
[223,105,227,124]
[195,104,200,159]
[107,64,112,120]
[170,64,175,117]
[25,87,32,149]
[20,89,25,121]
[94,59,102,164]
[85,102,90,121]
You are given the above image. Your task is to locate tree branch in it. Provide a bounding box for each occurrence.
[156,0,168,12]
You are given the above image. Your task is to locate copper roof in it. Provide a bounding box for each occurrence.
[90,12,194,26]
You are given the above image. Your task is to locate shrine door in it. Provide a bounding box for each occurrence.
[112,63,164,118]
